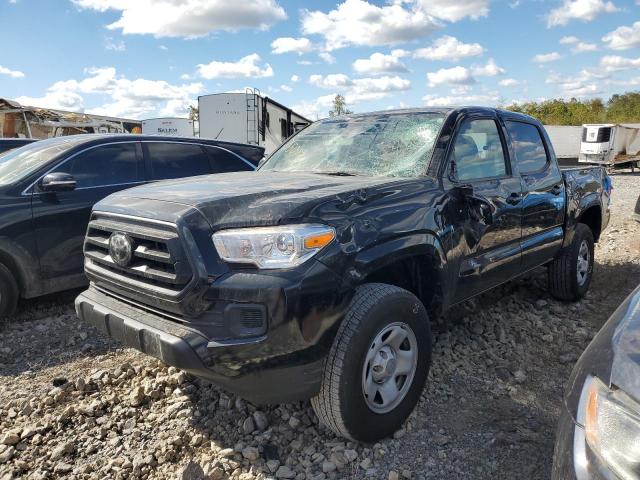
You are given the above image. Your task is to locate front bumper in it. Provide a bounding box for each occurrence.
[76,287,331,404]
[77,256,350,403]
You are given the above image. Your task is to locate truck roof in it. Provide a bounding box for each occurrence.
[333,106,541,124]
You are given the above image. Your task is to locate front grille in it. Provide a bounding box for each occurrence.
[84,213,193,296]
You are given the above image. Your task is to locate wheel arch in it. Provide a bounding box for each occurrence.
[347,232,448,318]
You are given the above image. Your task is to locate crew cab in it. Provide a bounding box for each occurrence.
[0,134,262,317]
[76,107,611,442]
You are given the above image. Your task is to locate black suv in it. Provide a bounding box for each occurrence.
[76,108,610,441]
[0,134,262,317]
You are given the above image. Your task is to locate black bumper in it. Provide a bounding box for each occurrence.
[76,287,327,404]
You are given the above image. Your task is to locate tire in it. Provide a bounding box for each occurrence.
[548,223,594,301]
[0,263,17,323]
[311,283,431,442]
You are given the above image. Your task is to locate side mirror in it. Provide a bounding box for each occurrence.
[40,172,76,192]
[257,157,268,169]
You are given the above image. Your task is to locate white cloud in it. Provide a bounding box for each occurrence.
[15,66,203,118]
[318,52,336,64]
[599,55,640,72]
[104,37,125,51]
[271,37,313,55]
[196,54,273,79]
[602,21,640,50]
[0,65,25,78]
[309,73,353,89]
[412,0,490,22]
[308,73,411,104]
[427,66,475,87]
[280,84,292,92]
[291,94,336,119]
[71,0,287,38]
[472,58,505,77]
[301,0,439,51]
[290,74,299,82]
[546,70,605,97]
[547,0,618,27]
[422,93,500,107]
[572,42,598,53]
[353,50,409,75]
[413,36,484,62]
[560,36,579,44]
[159,45,168,50]
[499,78,520,87]
[532,52,563,63]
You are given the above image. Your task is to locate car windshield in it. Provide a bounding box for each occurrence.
[0,136,88,185]
[260,112,445,177]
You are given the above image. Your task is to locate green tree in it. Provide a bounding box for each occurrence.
[607,92,640,123]
[188,105,199,122]
[329,95,353,117]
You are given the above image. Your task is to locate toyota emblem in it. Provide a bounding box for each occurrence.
[108,232,133,267]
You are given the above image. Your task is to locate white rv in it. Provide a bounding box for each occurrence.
[579,124,640,168]
[142,117,195,137]
[198,89,311,154]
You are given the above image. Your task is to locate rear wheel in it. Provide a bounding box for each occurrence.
[311,283,431,442]
[0,263,18,323]
[548,223,594,301]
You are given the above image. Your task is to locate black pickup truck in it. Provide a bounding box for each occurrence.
[76,107,611,442]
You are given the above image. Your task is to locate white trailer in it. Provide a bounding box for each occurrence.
[142,117,195,137]
[544,125,583,163]
[198,89,311,155]
[579,124,640,168]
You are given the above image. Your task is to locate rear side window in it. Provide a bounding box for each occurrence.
[63,143,140,188]
[452,119,507,181]
[505,121,548,174]
[204,146,254,173]
[147,143,210,180]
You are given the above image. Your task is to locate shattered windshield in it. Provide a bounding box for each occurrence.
[261,112,444,177]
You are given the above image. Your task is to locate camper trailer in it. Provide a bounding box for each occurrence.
[198,89,311,155]
[0,98,141,139]
[142,117,195,137]
[579,124,640,168]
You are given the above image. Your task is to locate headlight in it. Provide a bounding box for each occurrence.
[578,376,640,479]
[212,224,336,269]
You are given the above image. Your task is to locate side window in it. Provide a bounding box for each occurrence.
[147,143,211,180]
[204,147,254,173]
[505,121,548,174]
[452,119,507,181]
[61,143,139,188]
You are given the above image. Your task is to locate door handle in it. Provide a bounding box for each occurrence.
[506,192,521,205]
[551,184,563,195]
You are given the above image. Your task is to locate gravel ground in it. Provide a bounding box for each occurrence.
[1,172,639,480]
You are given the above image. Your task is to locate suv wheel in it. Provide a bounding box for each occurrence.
[548,223,594,301]
[311,283,431,442]
[0,263,18,323]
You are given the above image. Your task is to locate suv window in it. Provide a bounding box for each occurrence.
[147,143,211,180]
[452,119,507,181]
[204,147,254,173]
[506,121,548,174]
[59,143,140,188]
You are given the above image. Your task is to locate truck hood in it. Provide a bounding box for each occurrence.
[101,171,418,229]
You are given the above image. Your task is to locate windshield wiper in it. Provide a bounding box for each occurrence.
[314,171,360,177]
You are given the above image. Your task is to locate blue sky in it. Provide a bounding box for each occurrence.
[0,0,638,120]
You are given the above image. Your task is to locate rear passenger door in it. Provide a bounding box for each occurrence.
[504,121,565,270]
[446,117,523,301]
[144,142,211,181]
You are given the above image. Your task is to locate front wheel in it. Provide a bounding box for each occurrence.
[548,223,594,301]
[311,283,431,442]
